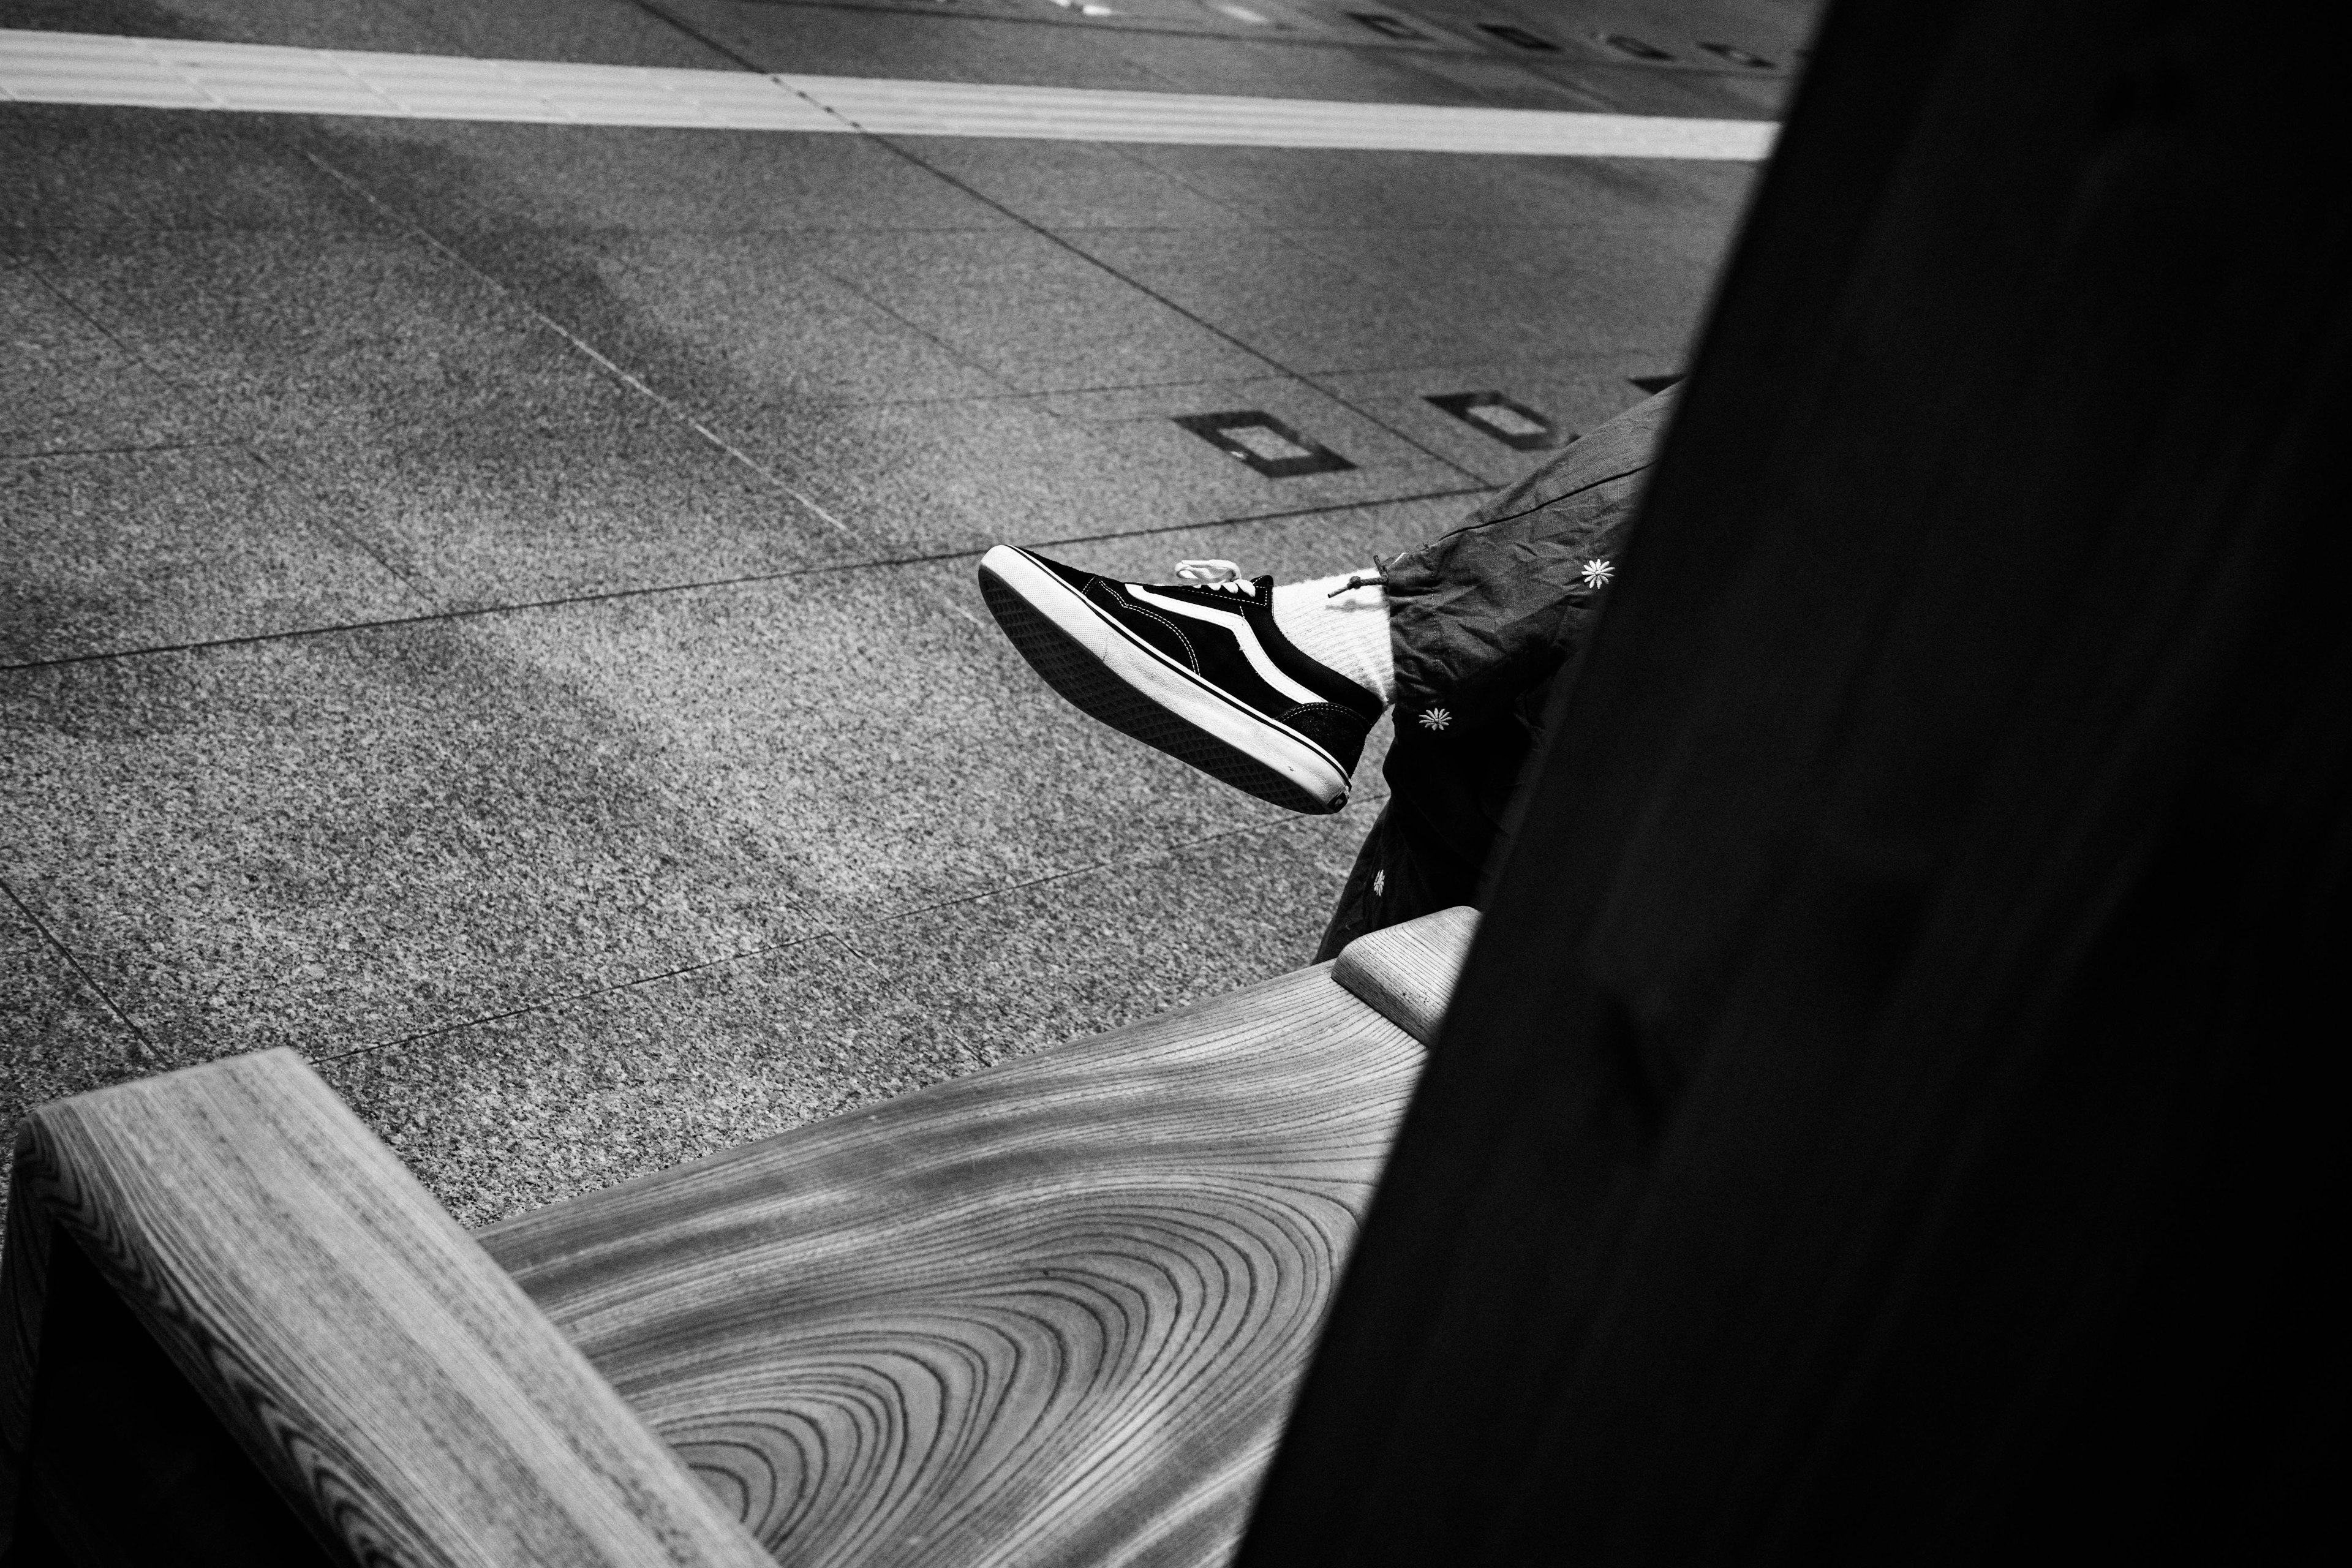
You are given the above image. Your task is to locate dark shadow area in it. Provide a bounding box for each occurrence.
[4,1228,337,1566]
[1239,0,2345,1561]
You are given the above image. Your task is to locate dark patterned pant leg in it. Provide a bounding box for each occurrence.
[1313,807,1398,963]
[1313,386,1678,959]
[1312,708,1539,961]
[1382,383,1678,734]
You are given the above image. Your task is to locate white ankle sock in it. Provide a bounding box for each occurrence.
[1272,571,1395,704]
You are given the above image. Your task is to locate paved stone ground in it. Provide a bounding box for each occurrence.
[2,0,1808,1232]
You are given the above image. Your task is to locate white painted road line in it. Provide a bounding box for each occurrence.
[0,29,1777,159]
[0,31,839,129]
[777,74,1774,157]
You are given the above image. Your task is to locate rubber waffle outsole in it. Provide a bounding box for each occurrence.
[979,565,1342,816]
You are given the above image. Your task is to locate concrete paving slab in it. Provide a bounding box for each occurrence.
[1517,55,1792,119]
[792,225,1270,393]
[382,230,1015,417]
[0,102,383,234]
[0,906,44,956]
[301,114,1017,239]
[655,0,1179,90]
[833,805,1376,1088]
[314,933,890,1229]
[66,0,446,53]
[1085,217,1730,377]
[1296,217,1731,360]
[720,374,1471,557]
[443,554,1313,929]
[0,545,1253,1054]
[0,495,1433,1077]
[1400,0,1807,111]
[1033,488,1472,584]
[254,394,860,611]
[18,0,742,65]
[1,0,1793,1254]
[677,0,1386,48]
[0,921,161,1246]
[726,391,1138,552]
[384,0,744,69]
[1102,27,1502,102]
[1110,140,1760,233]
[0,617,839,1061]
[1308,355,1676,484]
[895,137,1266,232]
[317,808,1370,1230]
[1381,48,1622,112]
[0,258,213,456]
[1,445,425,664]
[1452,0,1813,66]
[15,225,618,440]
[1061,225,1468,374]
[1024,372,1478,513]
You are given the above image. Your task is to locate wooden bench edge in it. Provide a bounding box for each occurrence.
[0,1047,771,1567]
[1331,906,1480,1047]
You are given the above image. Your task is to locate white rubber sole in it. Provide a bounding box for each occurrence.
[979,545,1351,809]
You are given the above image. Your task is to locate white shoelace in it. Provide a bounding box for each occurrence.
[1174,559,1254,594]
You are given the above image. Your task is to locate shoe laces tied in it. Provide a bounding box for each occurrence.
[1174,559,1254,594]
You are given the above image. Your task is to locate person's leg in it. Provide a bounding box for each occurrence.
[1265,569,1392,707]
[1379,383,1678,737]
[976,385,1679,935]
[1311,699,1541,960]
[1310,385,1681,952]
[974,548,1391,815]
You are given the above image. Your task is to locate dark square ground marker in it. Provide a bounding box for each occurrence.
[1480,23,1559,51]
[1427,391,1561,451]
[1349,12,1426,40]
[1599,32,1676,61]
[1629,372,1686,394]
[1175,411,1355,478]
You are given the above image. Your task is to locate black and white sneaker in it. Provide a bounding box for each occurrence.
[978,545,1383,814]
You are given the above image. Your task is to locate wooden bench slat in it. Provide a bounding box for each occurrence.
[0,1050,774,1568]
[477,962,1425,1568]
[1332,906,1478,1046]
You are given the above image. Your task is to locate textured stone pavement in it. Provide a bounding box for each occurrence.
[2,0,1805,1231]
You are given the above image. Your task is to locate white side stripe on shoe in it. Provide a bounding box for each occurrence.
[0,29,1779,159]
[1125,584,1329,709]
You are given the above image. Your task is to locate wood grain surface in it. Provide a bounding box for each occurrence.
[0,1154,56,1549]
[1332,907,1479,1046]
[478,963,1426,1568]
[0,1050,774,1568]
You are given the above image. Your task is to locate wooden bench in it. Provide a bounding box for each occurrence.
[0,908,1474,1566]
